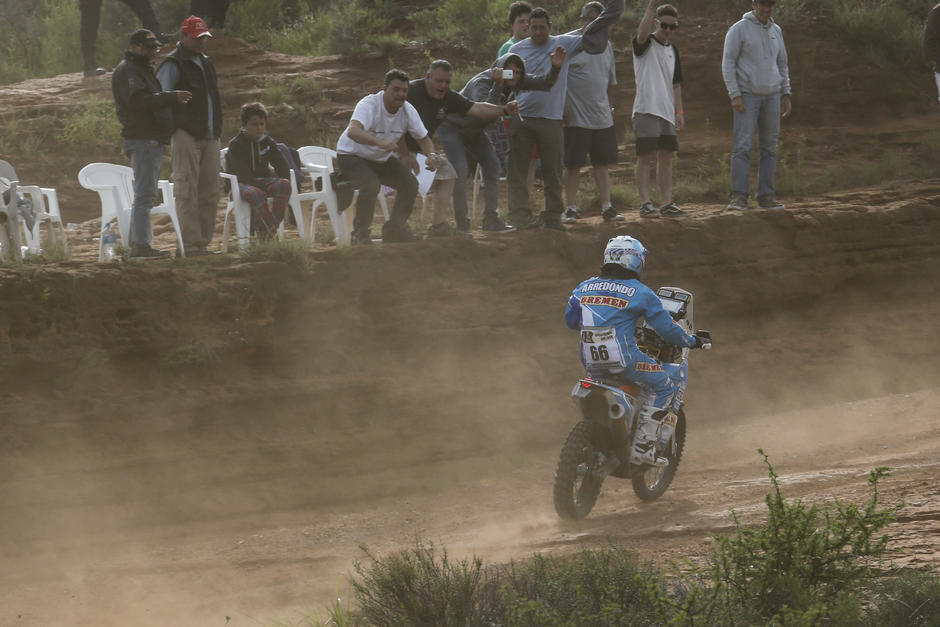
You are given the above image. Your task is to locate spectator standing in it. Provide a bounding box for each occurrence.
[81,0,163,77]
[406,60,518,236]
[157,15,223,256]
[225,103,292,239]
[498,1,537,206]
[563,1,624,224]
[336,69,440,245]
[438,49,564,233]
[507,0,624,230]
[499,2,533,57]
[632,0,686,218]
[925,3,940,106]
[722,0,791,211]
[111,28,191,258]
[190,0,233,30]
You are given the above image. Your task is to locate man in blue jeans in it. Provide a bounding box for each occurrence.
[721,0,791,211]
[112,29,192,258]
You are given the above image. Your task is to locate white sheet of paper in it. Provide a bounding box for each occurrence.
[414,154,435,197]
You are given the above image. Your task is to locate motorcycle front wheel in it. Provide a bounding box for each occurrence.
[553,420,604,520]
[631,409,686,501]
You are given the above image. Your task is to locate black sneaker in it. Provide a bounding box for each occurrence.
[562,207,580,224]
[427,222,453,237]
[639,201,657,217]
[83,67,107,77]
[481,217,515,232]
[602,207,625,222]
[129,244,171,259]
[659,202,686,217]
[757,196,785,210]
[727,195,749,211]
[350,230,373,245]
[382,223,420,243]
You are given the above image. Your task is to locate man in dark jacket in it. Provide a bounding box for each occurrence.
[156,15,223,255]
[926,3,940,105]
[225,102,292,238]
[112,28,192,258]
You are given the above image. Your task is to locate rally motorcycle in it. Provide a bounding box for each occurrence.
[553,286,712,520]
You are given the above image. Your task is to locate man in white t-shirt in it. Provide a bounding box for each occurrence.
[337,69,440,244]
[632,0,685,218]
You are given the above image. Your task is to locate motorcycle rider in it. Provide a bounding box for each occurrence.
[565,235,707,465]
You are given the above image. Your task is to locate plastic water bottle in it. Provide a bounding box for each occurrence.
[102,219,118,260]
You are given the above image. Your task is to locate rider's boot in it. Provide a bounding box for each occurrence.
[631,406,669,467]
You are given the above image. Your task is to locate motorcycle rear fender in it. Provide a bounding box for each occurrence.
[571,378,636,424]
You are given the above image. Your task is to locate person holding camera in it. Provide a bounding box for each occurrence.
[437,48,565,234]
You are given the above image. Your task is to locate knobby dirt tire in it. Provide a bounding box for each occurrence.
[631,409,686,501]
[553,420,603,520]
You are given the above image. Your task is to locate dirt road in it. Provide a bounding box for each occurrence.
[2,181,939,625]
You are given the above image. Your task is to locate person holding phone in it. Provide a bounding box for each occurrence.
[437,48,566,234]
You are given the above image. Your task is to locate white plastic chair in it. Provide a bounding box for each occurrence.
[219,148,308,251]
[77,162,184,261]
[0,160,68,256]
[297,146,390,247]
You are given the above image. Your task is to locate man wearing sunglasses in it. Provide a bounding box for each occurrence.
[632,0,685,218]
[722,0,791,211]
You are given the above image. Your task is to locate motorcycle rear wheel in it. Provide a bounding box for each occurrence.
[631,409,686,501]
[553,420,604,520]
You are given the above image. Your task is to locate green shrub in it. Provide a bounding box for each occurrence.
[865,569,940,626]
[58,97,122,148]
[349,542,492,626]
[695,450,900,624]
[238,237,310,266]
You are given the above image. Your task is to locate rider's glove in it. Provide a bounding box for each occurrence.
[691,335,707,349]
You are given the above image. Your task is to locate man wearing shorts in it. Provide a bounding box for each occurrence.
[563,2,624,224]
[632,0,685,217]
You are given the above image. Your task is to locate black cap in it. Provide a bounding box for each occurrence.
[129,29,162,49]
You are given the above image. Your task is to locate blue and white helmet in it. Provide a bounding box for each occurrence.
[603,235,647,276]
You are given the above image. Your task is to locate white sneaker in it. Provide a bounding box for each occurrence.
[562,207,580,223]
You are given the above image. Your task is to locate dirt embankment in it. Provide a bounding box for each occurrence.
[1,184,939,625]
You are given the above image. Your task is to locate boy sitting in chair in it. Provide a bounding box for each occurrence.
[225,102,291,239]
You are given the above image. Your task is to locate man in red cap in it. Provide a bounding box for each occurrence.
[156,16,222,255]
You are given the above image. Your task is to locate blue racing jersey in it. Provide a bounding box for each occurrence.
[565,276,695,374]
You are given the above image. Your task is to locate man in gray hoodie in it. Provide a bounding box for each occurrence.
[721,0,791,211]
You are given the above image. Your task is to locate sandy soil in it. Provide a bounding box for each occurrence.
[1,180,939,625]
[1,4,939,624]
